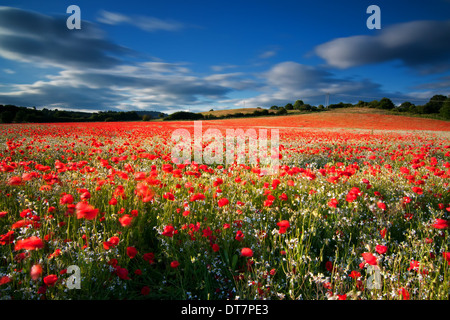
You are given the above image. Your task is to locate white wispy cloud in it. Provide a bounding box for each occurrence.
[97,10,184,32]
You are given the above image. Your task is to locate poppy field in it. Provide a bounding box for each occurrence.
[0,114,449,300]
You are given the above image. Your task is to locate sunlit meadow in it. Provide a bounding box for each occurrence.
[0,117,449,300]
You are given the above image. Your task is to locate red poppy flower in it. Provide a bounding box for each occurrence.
[235,230,244,241]
[241,247,253,257]
[118,214,133,227]
[412,187,423,195]
[0,230,15,245]
[190,193,205,202]
[8,176,23,186]
[75,201,99,220]
[407,260,420,272]
[30,264,43,280]
[60,193,74,205]
[398,287,410,300]
[443,252,450,265]
[170,260,180,268]
[328,198,338,208]
[377,201,386,211]
[14,236,44,251]
[43,274,58,286]
[362,252,377,265]
[349,270,361,279]
[431,218,449,229]
[0,276,11,286]
[143,252,155,264]
[277,220,290,234]
[162,225,175,237]
[141,286,150,295]
[325,261,333,272]
[375,245,387,255]
[279,193,288,201]
[116,267,130,280]
[126,246,138,259]
[218,198,229,207]
[103,236,120,250]
[163,192,175,201]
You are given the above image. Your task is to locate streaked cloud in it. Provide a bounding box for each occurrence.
[0,6,132,70]
[97,10,184,32]
[315,20,450,74]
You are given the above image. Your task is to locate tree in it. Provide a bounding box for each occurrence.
[398,101,414,112]
[423,94,447,114]
[368,100,379,108]
[276,107,287,115]
[285,103,294,110]
[356,100,368,108]
[378,97,395,110]
[439,100,450,119]
[270,105,279,110]
[1,111,14,123]
[293,100,304,110]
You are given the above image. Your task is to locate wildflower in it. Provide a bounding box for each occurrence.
[362,252,377,266]
[8,176,23,186]
[143,252,155,264]
[377,201,387,211]
[412,187,423,195]
[0,230,15,245]
[375,245,387,255]
[103,236,120,250]
[141,286,150,295]
[116,267,130,280]
[212,243,220,252]
[442,252,450,266]
[218,198,229,207]
[162,225,176,237]
[241,247,253,257]
[325,261,334,272]
[75,201,99,220]
[349,271,361,279]
[0,276,11,286]
[119,214,133,227]
[30,264,43,281]
[431,218,449,229]
[43,274,58,287]
[328,198,338,208]
[127,246,138,259]
[170,260,180,268]
[398,287,410,300]
[163,192,175,201]
[14,236,44,251]
[235,230,244,241]
[277,220,290,234]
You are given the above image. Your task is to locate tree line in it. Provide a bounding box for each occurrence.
[0,105,165,123]
[164,94,450,121]
[1,94,449,123]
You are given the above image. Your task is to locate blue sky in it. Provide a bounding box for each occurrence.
[0,0,450,113]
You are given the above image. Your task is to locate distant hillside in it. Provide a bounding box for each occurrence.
[200,107,277,117]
